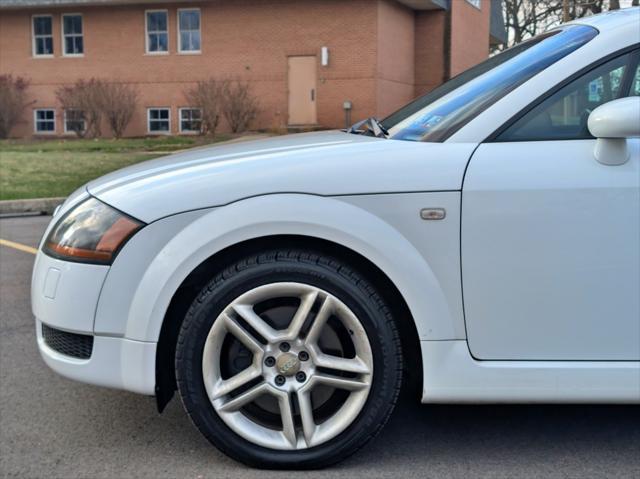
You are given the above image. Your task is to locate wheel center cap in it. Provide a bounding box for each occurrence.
[276,353,300,376]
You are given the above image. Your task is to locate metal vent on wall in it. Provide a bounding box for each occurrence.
[42,323,94,360]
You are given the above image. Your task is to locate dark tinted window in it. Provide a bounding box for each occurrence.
[382,25,598,143]
[33,16,53,55]
[631,63,640,96]
[497,52,636,141]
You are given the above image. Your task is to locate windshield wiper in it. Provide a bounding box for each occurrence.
[344,117,389,138]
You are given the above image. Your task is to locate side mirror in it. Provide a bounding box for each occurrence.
[588,97,640,166]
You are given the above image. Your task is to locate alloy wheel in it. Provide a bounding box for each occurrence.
[201,282,374,450]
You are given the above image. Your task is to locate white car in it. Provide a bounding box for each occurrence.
[32,9,639,469]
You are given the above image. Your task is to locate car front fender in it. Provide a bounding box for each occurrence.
[94,193,459,344]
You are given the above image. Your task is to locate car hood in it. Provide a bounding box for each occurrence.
[89,131,475,222]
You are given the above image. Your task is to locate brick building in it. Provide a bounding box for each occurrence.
[0,0,505,138]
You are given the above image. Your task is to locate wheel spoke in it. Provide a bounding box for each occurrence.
[297,389,316,446]
[203,282,375,451]
[314,373,369,391]
[232,304,279,343]
[211,364,262,400]
[286,290,319,338]
[314,353,371,375]
[218,381,270,413]
[276,391,298,447]
[305,295,333,345]
[222,314,263,353]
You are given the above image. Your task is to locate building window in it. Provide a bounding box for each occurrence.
[465,0,481,8]
[179,108,202,133]
[32,15,53,56]
[62,14,83,56]
[64,110,86,134]
[146,10,168,54]
[34,109,56,133]
[148,108,170,133]
[178,8,201,53]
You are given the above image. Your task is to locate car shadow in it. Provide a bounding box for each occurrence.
[343,389,640,475]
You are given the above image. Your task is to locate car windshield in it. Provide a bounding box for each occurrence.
[381,24,599,143]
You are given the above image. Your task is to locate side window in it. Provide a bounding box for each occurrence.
[631,63,640,96]
[179,108,202,133]
[178,9,201,53]
[62,14,83,56]
[146,10,168,54]
[148,108,170,133]
[64,109,86,134]
[32,15,53,56]
[34,109,56,133]
[498,53,634,141]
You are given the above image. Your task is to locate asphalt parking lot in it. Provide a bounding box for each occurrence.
[1,215,639,479]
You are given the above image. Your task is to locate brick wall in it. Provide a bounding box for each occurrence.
[414,9,446,97]
[450,0,490,76]
[376,0,415,118]
[0,0,492,138]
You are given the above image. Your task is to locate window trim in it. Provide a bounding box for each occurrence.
[619,49,640,96]
[147,107,171,134]
[178,107,202,134]
[487,43,640,143]
[31,14,54,58]
[177,8,201,54]
[34,108,56,134]
[63,109,86,134]
[61,13,84,57]
[145,9,169,55]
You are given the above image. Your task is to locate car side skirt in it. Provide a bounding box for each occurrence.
[421,340,640,403]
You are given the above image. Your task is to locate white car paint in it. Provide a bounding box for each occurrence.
[93,193,463,343]
[32,9,640,403]
[87,132,476,223]
[462,139,640,360]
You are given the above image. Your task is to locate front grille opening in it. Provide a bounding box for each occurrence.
[41,323,94,360]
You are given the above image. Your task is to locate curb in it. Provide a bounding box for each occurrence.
[0,197,65,216]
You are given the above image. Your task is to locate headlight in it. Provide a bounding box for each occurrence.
[43,198,144,265]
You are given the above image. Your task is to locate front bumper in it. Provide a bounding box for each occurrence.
[36,319,156,394]
[32,250,156,395]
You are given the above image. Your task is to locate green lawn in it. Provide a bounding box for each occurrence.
[0,136,230,200]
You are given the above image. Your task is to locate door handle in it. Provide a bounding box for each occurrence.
[311,89,315,101]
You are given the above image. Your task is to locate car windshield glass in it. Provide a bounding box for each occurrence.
[382,24,598,143]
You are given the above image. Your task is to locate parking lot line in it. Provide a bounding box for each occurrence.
[0,238,38,255]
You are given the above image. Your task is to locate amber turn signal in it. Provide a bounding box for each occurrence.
[43,198,143,265]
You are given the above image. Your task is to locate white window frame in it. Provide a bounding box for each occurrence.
[147,107,171,134]
[63,109,86,134]
[177,8,201,54]
[34,109,56,134]
[61,13,84,57]
[179,107,202,133]
[465,0,481,9]
[145,9,169,55]
[32,14,54,58]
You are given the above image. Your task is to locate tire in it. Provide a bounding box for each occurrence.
[175,249,403,469]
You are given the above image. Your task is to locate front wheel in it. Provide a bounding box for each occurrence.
[175,250,402,469]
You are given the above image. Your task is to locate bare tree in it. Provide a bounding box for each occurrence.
[504,0,563,46]
[221,80,259,134]
[56,79,106,138]
[503,0,628,48]
[0,75,30,139]
[184,79,225,135]
[102,83,138,138]
[609,0,621,9]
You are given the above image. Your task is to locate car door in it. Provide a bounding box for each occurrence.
[461,50,640,360]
